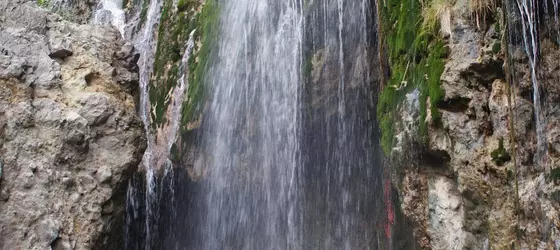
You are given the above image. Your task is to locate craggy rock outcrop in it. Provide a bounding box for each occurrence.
[42,0,98,24]
[388,3,560,249]
[0,1,146,249]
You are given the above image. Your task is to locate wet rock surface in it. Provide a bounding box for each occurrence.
[0,1,145,249]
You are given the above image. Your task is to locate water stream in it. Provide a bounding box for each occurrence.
[514,0,548,167]
[98,0,397,249]
[94,0,168,247]
[93,0,127,36]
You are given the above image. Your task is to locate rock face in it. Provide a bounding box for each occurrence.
[0,1,146,249]
[388,4,560,250]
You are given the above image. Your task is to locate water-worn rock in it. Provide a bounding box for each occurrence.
[0,1,146,249]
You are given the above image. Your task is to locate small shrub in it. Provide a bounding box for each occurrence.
[550,167,560,182]
[37,0,50,8]
[491,41,501,54]
[491,137,511,166]
[469,0,498,26]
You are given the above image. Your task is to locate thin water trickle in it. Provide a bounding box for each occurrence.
[514,0,547,166]
[166,30,197,151]
[125,0,165,248]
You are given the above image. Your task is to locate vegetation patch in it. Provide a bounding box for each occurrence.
[377,0,447,155]
[491,137,511,166]
[149,0,198,129]
[137,0,151,32]
[181,0,219,129]
[37,0,50,8]
[149,0,219,131]
[549,167,560,182]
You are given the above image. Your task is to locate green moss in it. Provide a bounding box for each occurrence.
[137,0,151,32]
[37,0,50,7]
[549,167,560,182]
[148,0,219,131]
[491,137,511,166]
[181,0,219,128]
[493,21,501,35]
[491,41,501,54]
[170,143,180,162]
[377,0,447,155]
[303,52,313,84]
[426,40,446,124]
[150,0,203,129]
[178,0,199,12]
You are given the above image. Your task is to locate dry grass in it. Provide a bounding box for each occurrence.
[469,0,498,27]
[421,0,455,37]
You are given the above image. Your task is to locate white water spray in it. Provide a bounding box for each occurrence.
[93,0,127,36]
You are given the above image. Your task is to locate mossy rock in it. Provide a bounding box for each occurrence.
[177,0,199,12]
[491,41,501,54]
[491,137,511,166]
[376,0,449,156]
[549,167,560,182]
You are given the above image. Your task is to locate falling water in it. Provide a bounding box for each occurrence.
[514,0,548,166]
[125,0,164,248]
[300,1,382,249]
[124,0,395,249]
[93,0,127,36]
[198,1,303,248]
[166,30,197,152]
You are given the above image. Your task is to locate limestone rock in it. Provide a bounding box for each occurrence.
[0,1,146,249]
[389,7,560,249]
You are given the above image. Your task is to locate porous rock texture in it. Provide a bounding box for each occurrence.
[389,3,560,250]
[0,0,146,249]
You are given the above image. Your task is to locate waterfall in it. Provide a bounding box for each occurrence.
[508,0,560,168]
[198,1,303,248]
[514,0,548,166]
[93,0,127,36]
[123,0,391,249]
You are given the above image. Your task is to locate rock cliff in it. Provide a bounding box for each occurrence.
[380,0,560,249]
[0,0,146,249]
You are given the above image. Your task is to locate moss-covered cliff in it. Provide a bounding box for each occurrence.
[378,0,560,248]
[126,0,218,170]
[149,0,217,132]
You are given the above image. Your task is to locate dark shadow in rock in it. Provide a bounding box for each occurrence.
[438,96,471,112]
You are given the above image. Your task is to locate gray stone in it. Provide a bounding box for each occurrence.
[0,0,146,249]
[77,175,97,194]
[36,218,60,245]
[77,93,114,126]
[0,55,28,79]
[95,166,112,183]
[48,34,73,59]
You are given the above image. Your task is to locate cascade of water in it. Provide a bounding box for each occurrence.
[127,0,165,248]
[93,0,127,36]
[198,1,304,248]
[514,0,548,166]
[124,0,390,248]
